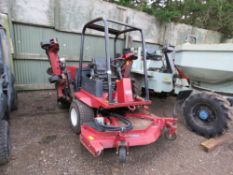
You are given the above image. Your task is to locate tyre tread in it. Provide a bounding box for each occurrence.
[182,92,231,137]
[69,100,94,134]
[74,99,94,124]
[0,120,10,165]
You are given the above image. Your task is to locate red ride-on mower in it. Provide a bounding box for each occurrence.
[41,18,176,162]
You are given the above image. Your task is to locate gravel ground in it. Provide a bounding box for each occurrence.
[1,90,233,175]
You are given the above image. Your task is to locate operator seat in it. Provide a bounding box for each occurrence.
[91,58,116,90]
[91,58,107,78]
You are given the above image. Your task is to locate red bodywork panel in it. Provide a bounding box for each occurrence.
[80,112,177,156]
[46,42,65,100]
[46,41,78,101]
[74,78,150,109]
[66,66,77,81]
[116,78,133,103]
[175,66,189,80]
[47,42,61,75]
[74,89,151,109]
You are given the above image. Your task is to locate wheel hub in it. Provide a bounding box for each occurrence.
[70,108,78,126]
[199,110,209,120]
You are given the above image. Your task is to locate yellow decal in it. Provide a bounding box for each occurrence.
[88,136,94,141]
[163,76,171,82]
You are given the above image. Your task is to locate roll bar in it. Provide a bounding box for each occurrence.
[78,17,149,102]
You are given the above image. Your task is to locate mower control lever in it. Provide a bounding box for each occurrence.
[111,57,125,68]
[111,57,125,79]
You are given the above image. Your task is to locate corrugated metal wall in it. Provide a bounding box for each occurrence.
[13,23,126,60]
[12,23,158,90]
[14,59,79,90]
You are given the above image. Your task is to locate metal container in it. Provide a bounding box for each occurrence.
[175,43,233,93]
[175,43,233,83]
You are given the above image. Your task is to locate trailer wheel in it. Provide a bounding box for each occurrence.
[119,146,127,163]
[182,92,231,137]
[0,120,10,165]
[69,100,94,134]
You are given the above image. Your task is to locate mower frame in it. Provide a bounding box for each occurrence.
[41,18,177,162]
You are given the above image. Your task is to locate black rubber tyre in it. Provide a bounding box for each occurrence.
[0,120,10,165]
[164,129,177,141]
[69,99,94,134]
[182,92,232,137]
[56,84,70,109]
[46,67,53,75]
[8,73,18,111]
[131,74,143,97]
[119,146,127,163]
[57,100,70,109]
[11,90,18,111]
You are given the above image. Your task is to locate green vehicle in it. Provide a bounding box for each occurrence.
[0,23,17,165]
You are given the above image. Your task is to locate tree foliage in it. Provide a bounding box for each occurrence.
[106,0,233,37]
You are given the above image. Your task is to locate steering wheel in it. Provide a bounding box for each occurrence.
[111,57,125,79]
[111,57,125,68]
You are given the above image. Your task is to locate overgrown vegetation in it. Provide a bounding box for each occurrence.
[105,0,233,37]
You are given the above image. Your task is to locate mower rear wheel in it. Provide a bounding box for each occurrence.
[69,100,94,134]
[0,120,10,165]
[182,92,232,137]
[132,78,142,96]
[119,146,127,163]
[57,100,70,109]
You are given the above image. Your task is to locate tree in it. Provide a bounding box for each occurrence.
[105,0,233,37]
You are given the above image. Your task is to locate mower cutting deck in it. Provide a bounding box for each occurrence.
[80,113,176,158]
[41,17,176,162]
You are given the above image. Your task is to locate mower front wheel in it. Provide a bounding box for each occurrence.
[118,146,127,163]
[164,130,177,141]
[69,100,94,134]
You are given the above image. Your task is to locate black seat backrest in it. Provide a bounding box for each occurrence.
[92,58,107,74]
[91,58,117,91]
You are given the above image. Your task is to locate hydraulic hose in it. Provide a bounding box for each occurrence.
[94,113,133,132]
